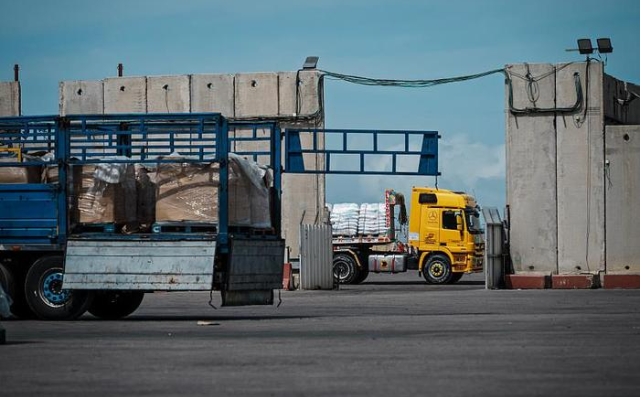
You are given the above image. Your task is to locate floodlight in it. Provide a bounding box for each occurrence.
[302,56,319,69]
[596,38,613,54]
[577,39,594,55]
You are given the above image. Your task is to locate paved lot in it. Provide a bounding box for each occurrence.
[0,273,638,397]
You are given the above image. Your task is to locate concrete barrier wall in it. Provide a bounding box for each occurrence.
[0,81,20,116]
[556,62,605,274]
[605,125,640,273]
[504,63,558,274]
[59,80,103,116]
[506,61,639,276]
[104,77,147,114]
[147,75,190,113]
[235,73,279,117]
[191,74,234,117]
[603,75,640,124]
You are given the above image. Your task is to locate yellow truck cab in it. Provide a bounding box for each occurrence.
[408,187,484,284]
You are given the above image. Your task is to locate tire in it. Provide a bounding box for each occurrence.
[0,263,14,317]
[0,263,14,303]
[88,291,145,320]
[333,253,359,284]
[448,272,464,284]
[24,256,93,320]
[352,264,369,284]
[423,254,453,284]
[0,262,35,319]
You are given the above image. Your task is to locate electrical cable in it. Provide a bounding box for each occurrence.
[505,62,584,114]
[319,68,505,88]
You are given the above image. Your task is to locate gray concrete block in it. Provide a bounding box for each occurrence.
[505,63,557,273]
[235,73,279,117]
[59,80,103,116]
[147,75,190,113]
[605,125,639,273]
[191,74,234,117]
[279,119,325,259]
[0,81,20,116]
[556,62,605,274]
[297,70,322,117]
[104,76,147,114]
[278,72,297,116]
[277,71,322,117]
[603,74,640,125]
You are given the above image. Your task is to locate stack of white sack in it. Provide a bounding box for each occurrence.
[329,203,359,236]
[358,203,388,236]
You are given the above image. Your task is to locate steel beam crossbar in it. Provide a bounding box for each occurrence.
[285,128,439,176]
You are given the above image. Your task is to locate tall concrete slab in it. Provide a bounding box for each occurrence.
[191,74,234,117]
[104,76,147,114]
[605,125,639,274]
[504,63,557,273]
[59,80,103,116]
[276,71,322,117]
[278,72,297,117]
[297,70,323,117]
[235,73,279,117]
[279,71,325,258]
[0,81,20,116]
[147,75,190,113]
[556,62,605,274]
[603,75,640,125]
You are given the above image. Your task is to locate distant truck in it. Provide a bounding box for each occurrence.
[330,188,484,284]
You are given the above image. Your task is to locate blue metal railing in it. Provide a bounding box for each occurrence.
[0,114,288,251]
[285,128,440,176]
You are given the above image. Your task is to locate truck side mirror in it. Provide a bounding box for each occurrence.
[456,214,463,231]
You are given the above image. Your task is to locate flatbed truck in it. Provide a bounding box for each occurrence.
[0,113,284,320]
[331,188,485,284]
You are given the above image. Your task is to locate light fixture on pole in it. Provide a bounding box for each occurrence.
[596,38,613,54]
[577,38,594,55]
[302,56,319,70]
[569,38,613,57]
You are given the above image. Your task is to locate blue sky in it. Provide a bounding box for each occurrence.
[1,0,639,209]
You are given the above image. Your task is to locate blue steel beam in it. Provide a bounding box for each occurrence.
[284,128,440,176]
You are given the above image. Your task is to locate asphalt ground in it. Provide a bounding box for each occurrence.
[0,272,639,397]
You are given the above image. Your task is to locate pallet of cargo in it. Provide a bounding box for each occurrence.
[228,226,277,236]
[332,235,392,245]
[71,222,119,234]
[151,221,217,234]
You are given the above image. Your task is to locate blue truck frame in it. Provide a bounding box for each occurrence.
[0,113,285,320]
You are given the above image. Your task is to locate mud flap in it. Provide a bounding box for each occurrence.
[221,238,284,306]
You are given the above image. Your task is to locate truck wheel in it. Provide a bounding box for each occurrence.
[0,263,15,317]
[352,265,369,284]
[0,263,35,319]
[88,291,145,320]
[24,256,93,320]
[423,254,453,284]
[333,253,359,284]
[0,263,14,303]
[448,273,464,284]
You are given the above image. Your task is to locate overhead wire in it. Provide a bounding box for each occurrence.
[319,68,505,88]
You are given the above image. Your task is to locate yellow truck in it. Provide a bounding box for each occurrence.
[331,187,484,284]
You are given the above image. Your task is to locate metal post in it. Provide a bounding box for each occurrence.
[13,64,19,82]
[482,207,504,289]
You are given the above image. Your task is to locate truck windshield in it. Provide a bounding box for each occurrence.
[465,209,483,234]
